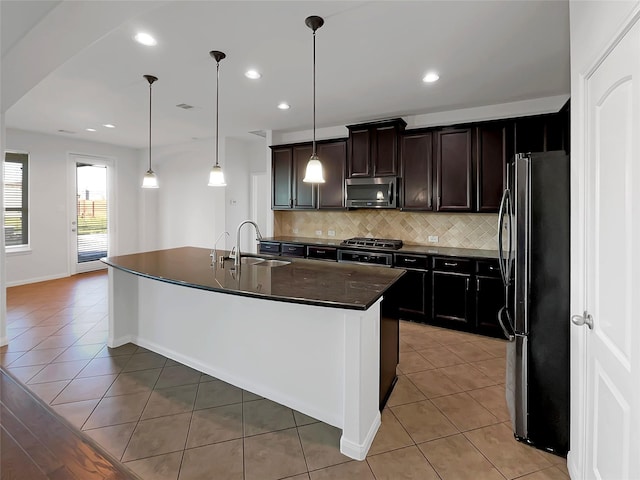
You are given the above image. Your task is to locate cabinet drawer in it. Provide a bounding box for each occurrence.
[476,259,501,277]
[259,242,280,254]
[306,246,337,261]
[432,257,473,274]
[394,254,429,270]
[281,243,305,257]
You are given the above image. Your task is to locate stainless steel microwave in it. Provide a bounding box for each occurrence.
[345,177,397,209]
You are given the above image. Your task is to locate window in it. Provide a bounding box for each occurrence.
[4,152,29,247]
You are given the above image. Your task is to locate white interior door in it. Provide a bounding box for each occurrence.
[578,17,640,480]
[68,154,114,274]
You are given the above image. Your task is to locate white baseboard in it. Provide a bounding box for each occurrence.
[340,411,381,461]
[6,273,70,287]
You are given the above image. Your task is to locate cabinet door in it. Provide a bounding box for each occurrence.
[432,271,472,329]
[373,125,398,176]
[435,128,473,211]
[292,145,316,209]
[272,148,293,209]
[475,275,505,338]
[348,128,371,178]
[476,123,509,212]
[317,140,346,209]
[400,131,433,210]
[397,270,429,321]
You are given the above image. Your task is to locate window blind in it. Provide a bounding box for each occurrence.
[4,152,28,246]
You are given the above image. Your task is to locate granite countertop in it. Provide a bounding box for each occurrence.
[102,247,405,311]
[262,236,499,260]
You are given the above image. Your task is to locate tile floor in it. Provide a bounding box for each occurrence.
[1,271,570,480]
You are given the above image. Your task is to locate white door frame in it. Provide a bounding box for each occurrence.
[570,6,640,479]
[67,153,116,275]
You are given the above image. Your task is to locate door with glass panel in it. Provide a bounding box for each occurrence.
[69,155,112,273]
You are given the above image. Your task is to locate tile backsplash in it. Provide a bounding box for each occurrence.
[274,210,499,250]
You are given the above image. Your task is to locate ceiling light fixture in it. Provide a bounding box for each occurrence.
[103,124,115,128]
[134,32,157,46]
[278,102,290,110]
[422,71,440,83]
[208,50,227,187]
[142,75,159,189]
[245,70,261,80]
[302,15,325,184]
[86,128,96,132]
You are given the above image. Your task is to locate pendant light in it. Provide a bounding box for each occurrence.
[142,74,159,188]
[302,15,326,184]
[208,50,227,187]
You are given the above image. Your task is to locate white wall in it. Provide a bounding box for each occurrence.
[146,138,225,251]
[144,136,264,254]
[568,1,640,478]
[5,128,140,286]
[224,137,266,254]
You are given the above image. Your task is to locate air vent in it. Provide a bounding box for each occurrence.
[249,130,266,138]
[58,129,76,134]
[176,103,194,110]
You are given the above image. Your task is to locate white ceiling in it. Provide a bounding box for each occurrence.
[2,0,570,149]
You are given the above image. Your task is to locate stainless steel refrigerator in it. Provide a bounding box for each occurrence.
[497,151,570,456]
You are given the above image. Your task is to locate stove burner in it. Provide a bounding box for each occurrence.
[340,237,403,250]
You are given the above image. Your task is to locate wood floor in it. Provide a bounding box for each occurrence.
[0,367,139,480]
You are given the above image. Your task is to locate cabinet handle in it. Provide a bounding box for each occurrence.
[289,199,293,208]
[476,278,480,291]
[489,265,498,271]
[316,249,326,254]
[444,262,457,267]
[466,278,470,291]
[404,258,416,263]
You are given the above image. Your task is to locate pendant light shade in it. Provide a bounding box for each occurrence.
[142,74,159,188]
[303,15,325,184]
[208,50,227,187]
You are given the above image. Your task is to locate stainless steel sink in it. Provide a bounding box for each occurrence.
[240,257,265,265]
[257,259,291,267]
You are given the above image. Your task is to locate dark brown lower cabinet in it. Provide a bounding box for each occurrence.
[379,315,398,409]
[396,270,429,321]
[431,271,473,330]
[475,275,505,337]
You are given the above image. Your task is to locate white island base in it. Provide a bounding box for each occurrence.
[107,267,382,460]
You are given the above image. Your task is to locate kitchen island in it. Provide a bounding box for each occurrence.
[102,247,404,460]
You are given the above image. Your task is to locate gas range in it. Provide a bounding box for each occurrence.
[337,238,403,267]
[340,237,403,250]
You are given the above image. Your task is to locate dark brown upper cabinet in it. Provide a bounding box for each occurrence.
[347,118,406,178]
[475,122,513,213]
[272,147,293,209]
[435,127,473,211]
[270,144,316,210]
[400,130,433,210]
[514,110,569,154]
[317,139,347,209]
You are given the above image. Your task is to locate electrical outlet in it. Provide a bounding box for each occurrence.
[315,230,322,236]
[292,228,299,234]
[428,235,439,243]
[328,230,336,237]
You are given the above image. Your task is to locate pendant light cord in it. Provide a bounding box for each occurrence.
[148,81,152,172]
[215,60,220,168]
[312,28,317,156]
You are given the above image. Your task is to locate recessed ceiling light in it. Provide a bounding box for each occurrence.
[422,71,440,83]
[277,102,290,110]
[245,70,261,80]
[86,128,97,132]
[103,124,115,128]
[134,32,157,46]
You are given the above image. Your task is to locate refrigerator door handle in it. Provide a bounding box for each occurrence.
[498,188,513,286]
